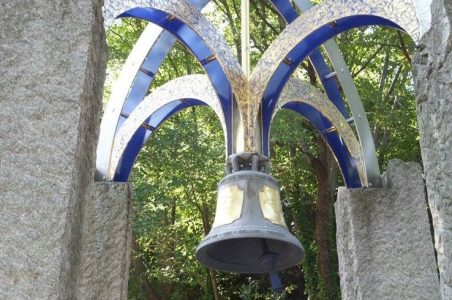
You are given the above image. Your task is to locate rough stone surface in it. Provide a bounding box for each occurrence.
[0,0,106,298]
[413,1,452,298]
[335,160,440,300]
[76,182,133,300]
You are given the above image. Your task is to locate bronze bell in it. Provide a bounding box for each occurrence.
[196,161,304,274]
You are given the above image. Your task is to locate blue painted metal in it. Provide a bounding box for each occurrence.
[263,8,401,186]
[264,0,349,155]
[119,0,210,124]
[119,7,233,143]
[113,6,235,178]
[110,1,221,180]
[283,102,362,188]
[114,99,208,181]
[271,0,298,22]
[263,15,400,129]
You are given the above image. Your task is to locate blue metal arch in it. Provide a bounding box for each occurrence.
[114,99,209,181]
[281,102,361,187]
[270,0,349,116]
[262,15,402,187]
[118,7,234,155]
[262,0,350,156]
[266,0,359,187]
[114,0,209,155]
[262,16,401,118]
[262,16,401,141]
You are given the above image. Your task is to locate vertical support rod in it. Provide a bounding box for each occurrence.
[241,0,250,78]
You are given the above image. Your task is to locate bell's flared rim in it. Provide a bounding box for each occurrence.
[196,225,304,273]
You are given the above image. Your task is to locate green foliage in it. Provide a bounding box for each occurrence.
[130,107,224,299]
[336,27,420,167]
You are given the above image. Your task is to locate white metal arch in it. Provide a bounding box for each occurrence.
[98,0,246,179]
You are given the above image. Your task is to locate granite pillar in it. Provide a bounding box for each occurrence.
[335,160,440,300]
[0,0,106,298]
[413,1,452,298]
[76,182,133,300]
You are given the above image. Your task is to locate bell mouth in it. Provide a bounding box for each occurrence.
[196,235,304,273]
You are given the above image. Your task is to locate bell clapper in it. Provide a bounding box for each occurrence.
[259,239,283,292]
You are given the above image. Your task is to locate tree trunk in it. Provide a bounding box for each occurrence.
[131,237,162,300]
[296,136,334,297]
[314,140,333,298]
[209,269,221,300]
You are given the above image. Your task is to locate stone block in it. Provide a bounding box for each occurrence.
[413,0,452,298]
[335,160,440,300]
[76,182,133,300]
[0,0,106,298]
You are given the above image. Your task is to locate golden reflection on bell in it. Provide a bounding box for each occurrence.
[195,170,304,273]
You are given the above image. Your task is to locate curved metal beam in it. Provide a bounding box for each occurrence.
[269,0,349,119]
[250,0,420,147]
[278,78,367,186]
[109,75,226,180]
[97,0,210,180]
[270,0,381,185]
[99,0,247,179]
[104,0,246,101]
[249,0,420,183]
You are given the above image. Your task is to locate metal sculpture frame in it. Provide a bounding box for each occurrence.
[98,0,423,188]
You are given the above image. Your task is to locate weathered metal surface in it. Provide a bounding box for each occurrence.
[109,75,226,179]
[97,0,211,179]
[278,78,367,186]
[196,170,304,273]
[211,185,244,228]
[259,186,288,228]
[97,24,166,179]
[99,0,250,179]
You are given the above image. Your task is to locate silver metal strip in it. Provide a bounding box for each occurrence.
[96,24,167,179]
[241,0,251,78]
[293,0,381,185]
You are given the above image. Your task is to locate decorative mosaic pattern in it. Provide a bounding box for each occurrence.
[109,74,226,179]
[248,0,420,151]
[278,78,368,186]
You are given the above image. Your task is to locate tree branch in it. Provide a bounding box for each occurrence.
[397,31,412,64]
[352,44,384,78]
